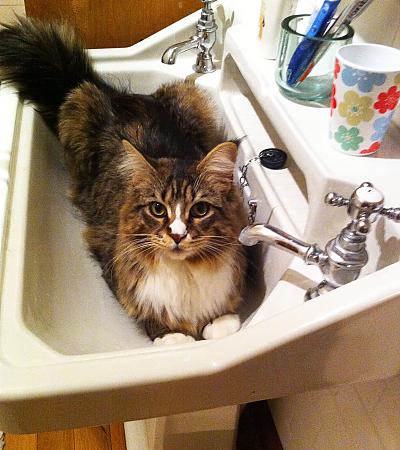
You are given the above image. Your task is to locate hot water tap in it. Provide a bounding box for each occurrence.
[239,182,400,300]
[161,0,218,73]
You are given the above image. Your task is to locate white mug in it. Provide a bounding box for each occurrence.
[330,43,400,156]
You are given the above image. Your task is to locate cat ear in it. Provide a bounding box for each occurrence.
[197,142,238,193]
[121,140,157,180]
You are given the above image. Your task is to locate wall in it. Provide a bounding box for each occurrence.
[0,0,25,25]
[24,0,200,48]
[270,375,400,449]
[1,0,199,48]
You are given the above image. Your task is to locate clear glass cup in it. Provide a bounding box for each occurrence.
[275,14,354,104]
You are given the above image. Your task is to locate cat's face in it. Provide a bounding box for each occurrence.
[118,140,245,264]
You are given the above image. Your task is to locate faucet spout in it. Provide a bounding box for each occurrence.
[161,36,201,65]
[239,224,325,266]
[239,223,328,300]
[239,182,397,300]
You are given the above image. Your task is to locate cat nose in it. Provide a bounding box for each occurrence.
[170,232,187,244]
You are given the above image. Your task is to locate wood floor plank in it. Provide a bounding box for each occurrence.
[74,425,112,450]
[5,424,125,450]
[37,429,75,450]
[5,433,37,450]
[110,423,126,450]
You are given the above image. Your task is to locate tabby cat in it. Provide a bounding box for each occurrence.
[0,18,247,344]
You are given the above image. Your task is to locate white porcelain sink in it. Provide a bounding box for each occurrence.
[1,1,400,434]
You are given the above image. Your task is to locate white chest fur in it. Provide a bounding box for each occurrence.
[135,257,234,322]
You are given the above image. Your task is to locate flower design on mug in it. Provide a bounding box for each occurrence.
[339,91,374,126]
[330,83,337,114]
[360,141,381,155]
[371,111,395,141]
[342,67,386,93]
[334,125,364,151]
[334,59,341,80]
[374,86,400,113]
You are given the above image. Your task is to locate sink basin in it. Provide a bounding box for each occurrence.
[1,1,400,434]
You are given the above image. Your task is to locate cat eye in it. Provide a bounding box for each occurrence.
[149,202,167,218]
[190,202,210,218]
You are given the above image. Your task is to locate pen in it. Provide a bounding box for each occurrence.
[286,0,341,86]
[327,0,375,35]
[298,0,376,83]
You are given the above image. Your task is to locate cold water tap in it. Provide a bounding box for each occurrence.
[239,182,400,300]
[161,0,218,73]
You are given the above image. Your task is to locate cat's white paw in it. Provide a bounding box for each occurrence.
[202,314,241,340]
[153,333,196,346]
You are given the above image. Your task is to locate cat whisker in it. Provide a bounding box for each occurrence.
[190,241,238,253]
[104,243,137,275]
[193,236,243,246]
[106,239,157,275]
[192,243,227,259]
[107,245,157,281]
[190,242,222,252]
[85,225,156,240]
[123,233,155,238]
[196,235,233,239]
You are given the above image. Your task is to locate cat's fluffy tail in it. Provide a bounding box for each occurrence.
[0,17,104,131]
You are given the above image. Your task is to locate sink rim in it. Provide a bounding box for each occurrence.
[1,47,399,393]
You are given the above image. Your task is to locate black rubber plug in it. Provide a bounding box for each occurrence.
[259,148,287,170]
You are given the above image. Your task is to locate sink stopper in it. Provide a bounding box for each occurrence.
[259,148,287,170]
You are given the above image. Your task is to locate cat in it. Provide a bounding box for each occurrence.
[0,18,247,345]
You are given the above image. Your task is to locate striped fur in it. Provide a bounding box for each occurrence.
[0,18,247,340]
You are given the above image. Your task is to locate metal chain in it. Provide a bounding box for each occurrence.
[239,156,259,193]
[239,156,260,224]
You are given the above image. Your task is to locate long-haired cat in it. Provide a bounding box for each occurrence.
[0,18,247,345]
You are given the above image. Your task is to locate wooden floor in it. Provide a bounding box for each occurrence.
[5,402,282,450]
[4,423,126,450]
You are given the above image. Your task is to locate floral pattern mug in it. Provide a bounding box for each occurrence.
[330,44,400,156]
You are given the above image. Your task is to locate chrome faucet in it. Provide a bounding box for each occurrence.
[239,182,400,300]
[161,0,218,73]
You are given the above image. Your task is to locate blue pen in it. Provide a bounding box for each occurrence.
[298,0,375,83]
[286,0,341,86]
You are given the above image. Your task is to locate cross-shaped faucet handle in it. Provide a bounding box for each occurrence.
[325,182,400,234]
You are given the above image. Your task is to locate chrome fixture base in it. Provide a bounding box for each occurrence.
[194,52,216,74]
